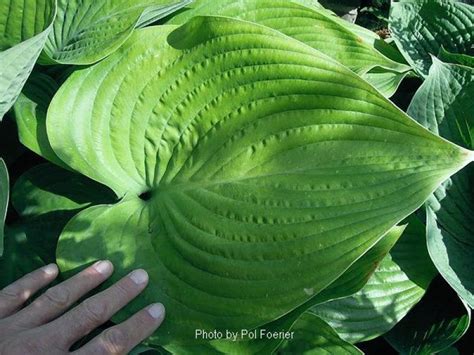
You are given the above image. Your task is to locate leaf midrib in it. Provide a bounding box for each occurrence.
[150,160,455,199]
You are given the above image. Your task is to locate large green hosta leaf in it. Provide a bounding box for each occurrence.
[385,277,471,354]
[39,0,191,65]
[0,0,56,119]
[407,59,474,308]
[0,159,8,256]
[167,0,411,97]
[47,17,473,347]
[310,216,438,343]
[389,0,474,77]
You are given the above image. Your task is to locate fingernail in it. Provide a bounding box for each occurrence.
[42,264,58,276]
[147,303,165,319]
[130,269,148,285]
[93,260,113,275]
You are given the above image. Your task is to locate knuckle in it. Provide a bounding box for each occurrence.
[0,287,27,303]
[81,298,108,325]
[101,327,129,354]
[43,286,70,308]
[112,282,130,299]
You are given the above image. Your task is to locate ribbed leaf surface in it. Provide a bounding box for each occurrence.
[390,0,474,77]
[408,59,474,308]
[47,17,473,347]
[181,226,405,354]
[168,0,411,97]
[0,0,56,119]
[40,0,191,65]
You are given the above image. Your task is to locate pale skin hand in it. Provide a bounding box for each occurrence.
[0,261,164,355]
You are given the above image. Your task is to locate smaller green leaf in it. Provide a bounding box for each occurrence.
[40,0,192,65]
[310,216,438,343]
[311,225,407,305]
[11,163,115,262]
[354,67,409,105]
[12,163,116,218]
[0,159,8,256]
[13,72,65,167]
[279,313,362,355]
[408,58,474,148]
[385,277,471,354]
[0,0,56,119]
[136,0,194,28]
[426,200,474,308]
[408,59,474,308]
[389,0,474,77]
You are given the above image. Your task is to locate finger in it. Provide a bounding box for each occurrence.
[74,303,165,355]
[45,268,149,348]
[11,260,113,327]
[0,264,58,318]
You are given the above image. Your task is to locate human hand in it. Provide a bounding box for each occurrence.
[0,261,164,355]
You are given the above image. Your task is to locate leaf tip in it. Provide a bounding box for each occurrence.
[468,150,474,163]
